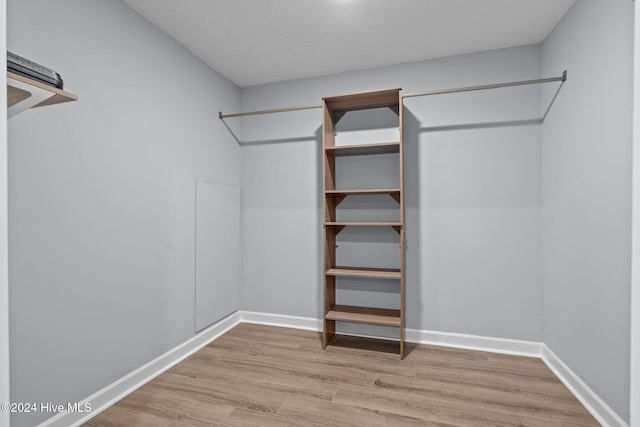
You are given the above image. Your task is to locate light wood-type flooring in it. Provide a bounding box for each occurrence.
[84,323,599,426]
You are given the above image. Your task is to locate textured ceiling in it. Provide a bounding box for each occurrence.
[123,0,575,88]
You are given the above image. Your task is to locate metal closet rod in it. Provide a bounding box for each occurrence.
[218,71,567,119]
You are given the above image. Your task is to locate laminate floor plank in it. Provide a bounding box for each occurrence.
[451,357,559,382]
[224,324,321,349]
[204,334,267,355]
[82,324,599,427]
[84,405,174,427]
[204,344,377,387]
[402,342,495,368]
[152,371,287,414]
[171,356,339,401]
[165,422,196,427]
[115,382,234,426]
[260,343,417,378]
[278,395,441,427]
[333,383,562,427]
[374,373,598,425]
[415,364,573,397]
[221,407,311,427]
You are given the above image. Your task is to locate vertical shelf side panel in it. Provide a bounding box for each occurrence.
[322,100,337,347]
[399,91,406,359]
[324,222,337,346]
[324,270,336,346]
[400,230,406,359]
[323,99,336,149]
[398,91,405,225]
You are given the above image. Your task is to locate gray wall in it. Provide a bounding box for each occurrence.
[0,2,9,426]
[633,3,640,424]
[195,181,241,332]
[239,44,544,341]
[541,0,633,423]
[8,1,240,426]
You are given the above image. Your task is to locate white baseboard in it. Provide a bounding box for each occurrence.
[40,310,627,427]
[239,310,322,331]
[39,311,241,427]
[238,311,543,357]
[405,327,543,357]
[541,345,629,427]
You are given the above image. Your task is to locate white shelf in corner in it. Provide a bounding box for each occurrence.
[7,71,78,118]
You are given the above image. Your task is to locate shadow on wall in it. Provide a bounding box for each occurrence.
[414,77,564,133]
[220,113,321,146]
[419,118,542,133]
[315,124,323,318]
[402,108,423,331]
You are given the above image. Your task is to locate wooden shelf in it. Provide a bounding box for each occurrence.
[326,266,401,279]
[325,188,401,196]
[324,142,399,157]
[323,87,401,112]
[325,221,402,227]
[326,305,401,327]
[7,71,78,118]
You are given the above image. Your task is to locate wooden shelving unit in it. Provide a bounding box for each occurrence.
[7,71,78,118]
[322,87,405,359]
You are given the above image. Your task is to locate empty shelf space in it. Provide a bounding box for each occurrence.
[326,266,401,279]
[325,188,401,206]
[325,142,399,156]
[323,87,401,112]
[326,305,401,327]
